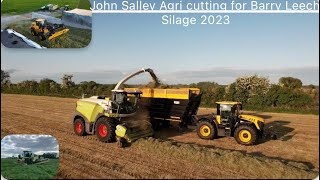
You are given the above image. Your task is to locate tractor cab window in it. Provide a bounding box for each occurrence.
[219,104,232,119]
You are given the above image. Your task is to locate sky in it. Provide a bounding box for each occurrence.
[1,0,319,85]
[1,135,59,158]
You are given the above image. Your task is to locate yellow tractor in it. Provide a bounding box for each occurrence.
[196,101,276,145]
[30,19,69,41]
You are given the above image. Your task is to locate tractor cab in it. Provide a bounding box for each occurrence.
[216,101,242,127]
[111,90,142,114]
[34,19,46,28]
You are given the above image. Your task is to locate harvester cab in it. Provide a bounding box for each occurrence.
[30,19,69,41]
[73,68,156,147]
[22,150,33,157]
[197,101,276,145]
[17,151,48,165]
[110,90,142,114]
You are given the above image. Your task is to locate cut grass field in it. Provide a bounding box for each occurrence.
[1,158,59,179]
[1,94,319,179]
[1,0,91,15]
[7,20,91,48]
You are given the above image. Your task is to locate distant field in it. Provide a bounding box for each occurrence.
[1,0,91,15]
[7,20,91,48]
[1,158,59,179]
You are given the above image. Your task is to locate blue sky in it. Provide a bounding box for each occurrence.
[1,0,319,85]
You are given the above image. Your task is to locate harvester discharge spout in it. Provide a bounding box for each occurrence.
[113,68,159,91]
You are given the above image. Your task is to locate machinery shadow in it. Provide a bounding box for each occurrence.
[260,120,295,143]
[152,138,316,172]
[153,124,195,140]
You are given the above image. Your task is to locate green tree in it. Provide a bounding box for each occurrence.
[61,74,75,89]
[235,75,270,103]
[278,77,303,89]
[1,69,10,86]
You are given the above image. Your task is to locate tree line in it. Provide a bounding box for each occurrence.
[1,69,318,114]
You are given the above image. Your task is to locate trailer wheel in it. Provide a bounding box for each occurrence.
[197,121,216,139]
[74,118,86,136]
[31,28,37,36]
[234,125,258,145]
[95,117,116,142]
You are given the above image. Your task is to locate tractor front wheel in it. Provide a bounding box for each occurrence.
[234,125,258,145]
[74,118,86,136]
[95,117,116,142]
[197,121,216,140]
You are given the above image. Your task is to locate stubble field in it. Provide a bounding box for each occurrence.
[1,94,319,179]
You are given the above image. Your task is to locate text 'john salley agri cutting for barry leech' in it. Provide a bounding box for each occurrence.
[91,0,319,11]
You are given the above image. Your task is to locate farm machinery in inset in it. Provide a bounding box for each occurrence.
[17,151,48,165]
[195,102,276,145]
[30,19,69,41]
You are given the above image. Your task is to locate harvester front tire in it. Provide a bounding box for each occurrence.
[197,121,216,140]
[234,125,258,146]
[95,117,116,143]
[74,118,86,136]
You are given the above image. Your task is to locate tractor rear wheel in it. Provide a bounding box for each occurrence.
[74,118,86,136]
[95,117,116,142]
[234,125,258,145]
[197,121,216,140]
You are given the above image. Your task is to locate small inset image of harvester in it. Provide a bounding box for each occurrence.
[1,135,59,179]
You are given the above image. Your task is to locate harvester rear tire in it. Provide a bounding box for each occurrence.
[74,118,86,136]
[197,121,216,140]
[95,117,116,143]
[234,124,258,146]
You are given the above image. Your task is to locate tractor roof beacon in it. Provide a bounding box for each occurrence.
[196,101,276,145]
[73,68,157,147]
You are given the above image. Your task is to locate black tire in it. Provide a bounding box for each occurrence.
[197,121,216,140]
[74,118,86,136]
[31,28,37,36]
[95,117,116,142]
[234,124,258,145]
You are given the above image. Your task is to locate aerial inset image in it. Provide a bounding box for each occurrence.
[1,0,92,48]
[1,135,59,179]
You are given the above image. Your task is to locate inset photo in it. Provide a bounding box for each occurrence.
[1,135,59,179]
[1,0,92,48]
